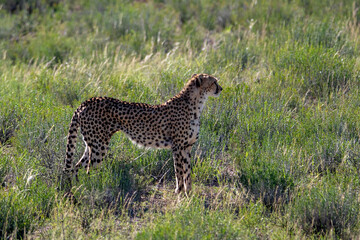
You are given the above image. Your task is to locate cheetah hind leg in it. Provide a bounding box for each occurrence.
[74,141,109,180]
[89,142,108,170]
[74,143,91,181]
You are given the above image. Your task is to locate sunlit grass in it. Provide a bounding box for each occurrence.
[1,0,360,238]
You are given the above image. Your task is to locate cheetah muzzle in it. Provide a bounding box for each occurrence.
[63,73,223,194]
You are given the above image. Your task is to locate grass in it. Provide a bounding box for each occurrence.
[289,176,360,238]
[1,0,360,238]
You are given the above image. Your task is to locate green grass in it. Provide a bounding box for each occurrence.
[1,0,360,238]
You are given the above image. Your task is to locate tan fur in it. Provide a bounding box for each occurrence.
[63,74,222,193]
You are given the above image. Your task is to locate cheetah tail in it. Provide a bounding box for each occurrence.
[63,110,80,176]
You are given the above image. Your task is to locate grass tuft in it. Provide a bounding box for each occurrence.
[289,179,360,237]
[0,108,20,145]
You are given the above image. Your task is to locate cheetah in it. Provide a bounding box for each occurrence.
[63,73,222,194]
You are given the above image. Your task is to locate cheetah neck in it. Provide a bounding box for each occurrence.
[166,86,208,119]
[186,91,208,123]
[195,94,208,115]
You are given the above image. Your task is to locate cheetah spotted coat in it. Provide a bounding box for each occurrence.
[64,74,222,193]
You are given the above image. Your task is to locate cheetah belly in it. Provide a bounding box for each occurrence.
[128,136,172,149]
[123,127,172,150]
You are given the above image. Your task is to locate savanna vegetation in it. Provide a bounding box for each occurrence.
[1,0,360,238]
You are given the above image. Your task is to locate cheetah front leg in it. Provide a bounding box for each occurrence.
[182,145,192,194]
[172,146,184,193]
[172,145,192,194]
[88,141,109,171]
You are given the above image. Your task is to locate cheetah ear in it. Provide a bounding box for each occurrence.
[192,74,198,78]
[195,76,202,87]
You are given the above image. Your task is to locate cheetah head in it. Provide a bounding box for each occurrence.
[191,73,223,97]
